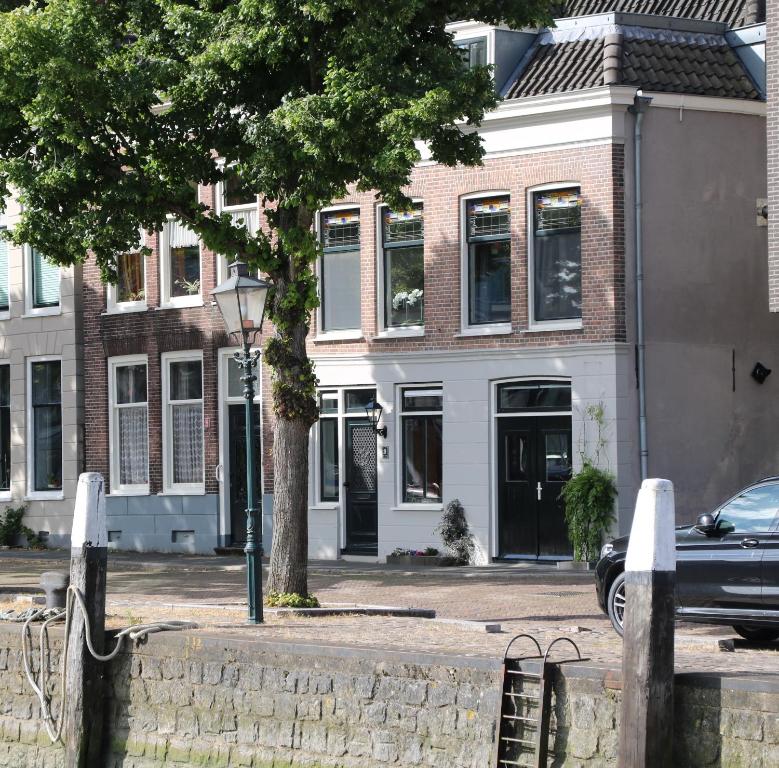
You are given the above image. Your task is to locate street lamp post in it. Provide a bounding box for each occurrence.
[212,261,270,624]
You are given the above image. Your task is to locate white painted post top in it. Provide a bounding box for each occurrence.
[625,478,676,573]
[70,472,107,549]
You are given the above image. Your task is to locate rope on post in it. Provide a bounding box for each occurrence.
[18,585,197,745]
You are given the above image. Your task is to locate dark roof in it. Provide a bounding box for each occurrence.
[555,0,763,28]
[622,38,759,97]
[508,39,605,97]
[506,34,760,100]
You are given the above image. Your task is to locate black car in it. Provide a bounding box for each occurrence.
[595,478,779,642]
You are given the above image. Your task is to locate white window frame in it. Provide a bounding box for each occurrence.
[459,191,513,337]
[395,384,444,511]
[24,245,61,317]
[161,350,205,494]
[314,204,363,342]
[107,230,148,314]
[26,355,64,501]
[215,163,260,285]
[159,218,203,309]
[0,209,9,321]
[108,354,150,496]
[0,360,11,501]
[526,182,584,332]
[375,201,426,339]
[310,386,376,521]
[314,389,341,507]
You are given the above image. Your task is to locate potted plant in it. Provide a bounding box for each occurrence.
[560,403,617,569]
[386,546,443,566]
[435,499,474,565]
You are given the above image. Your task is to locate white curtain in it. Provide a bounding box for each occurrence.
[172,404,203,484]
[118,406,148,485]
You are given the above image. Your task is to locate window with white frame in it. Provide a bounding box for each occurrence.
[318,391,339,502]
[30,248,60,310]
[315,388,375,504]
[29,360,62,493]
[218,168,259,282]
[400,386,442,504]
[381,204,424,328]
[320,209,361,332]
[163,353,204,491]
[162,220,201,305]
[0,364,9,493]
[108,230,146,310]
[456,37,487,69]
[466,196,511,326]
[531,187,582,324]
[0,217,8,313]
[110,358,149,493]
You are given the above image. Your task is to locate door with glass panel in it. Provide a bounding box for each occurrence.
[224,355,262,546]
[227,405,262,545]
[496,381,573,559]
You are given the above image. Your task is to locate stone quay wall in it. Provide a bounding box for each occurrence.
[0,625,777,767]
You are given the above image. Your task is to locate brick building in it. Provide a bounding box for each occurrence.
[78,3,775,560]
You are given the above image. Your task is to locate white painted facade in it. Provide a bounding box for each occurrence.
[0,196,84,545]
[307,343,637,562]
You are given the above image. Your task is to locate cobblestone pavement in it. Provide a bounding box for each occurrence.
[1,549,778,677]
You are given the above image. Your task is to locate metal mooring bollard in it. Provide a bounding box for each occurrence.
[40,571,69,609]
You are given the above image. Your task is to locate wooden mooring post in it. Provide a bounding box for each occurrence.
[65,472,108,767]
[618,478,676,767]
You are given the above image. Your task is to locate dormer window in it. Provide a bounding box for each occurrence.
[457,37,487,69]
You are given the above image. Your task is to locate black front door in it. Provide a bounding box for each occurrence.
[228,403,262,546]
[497,416,572,559]
[344,418,378,554]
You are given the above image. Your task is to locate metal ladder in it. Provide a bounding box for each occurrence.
[495,634,588,768]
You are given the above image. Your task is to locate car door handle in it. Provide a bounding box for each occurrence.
[740,538,759,549]
[537,482,542,501]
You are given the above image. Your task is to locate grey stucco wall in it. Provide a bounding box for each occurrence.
[624,104,779,522]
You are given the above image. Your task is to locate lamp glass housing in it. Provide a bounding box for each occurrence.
[365,400,383,429]
[212,261,269,336]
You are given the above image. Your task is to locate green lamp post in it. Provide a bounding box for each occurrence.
[212,261,270,623]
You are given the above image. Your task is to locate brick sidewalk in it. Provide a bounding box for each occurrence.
[2,550,778,678]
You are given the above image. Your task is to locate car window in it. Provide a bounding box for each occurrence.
[715,484,779,534]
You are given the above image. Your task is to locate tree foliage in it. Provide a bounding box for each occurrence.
[0,0,553,592]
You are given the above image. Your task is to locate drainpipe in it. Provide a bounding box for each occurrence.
[628,92,652,481]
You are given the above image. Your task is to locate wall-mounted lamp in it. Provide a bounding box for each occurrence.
[365,400,387,438]
[752,362,772,384]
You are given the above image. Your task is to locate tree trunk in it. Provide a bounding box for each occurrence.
[264,206,318,597]
[267,414,310,595]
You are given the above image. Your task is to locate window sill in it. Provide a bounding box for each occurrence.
[310,503,339,512]
[373,327,424,340]
[314,330,364,343]
[456,323,512,338]
[391,504,444,512]
[157,489,206,497]
[0,491,12,502]
[105,303,148,315]
[524,320,583,333]
[156,297,203,310]
[107,489,150,497]
[0,311,9,322]
[24,492,65,502]
[23,307,62,319]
